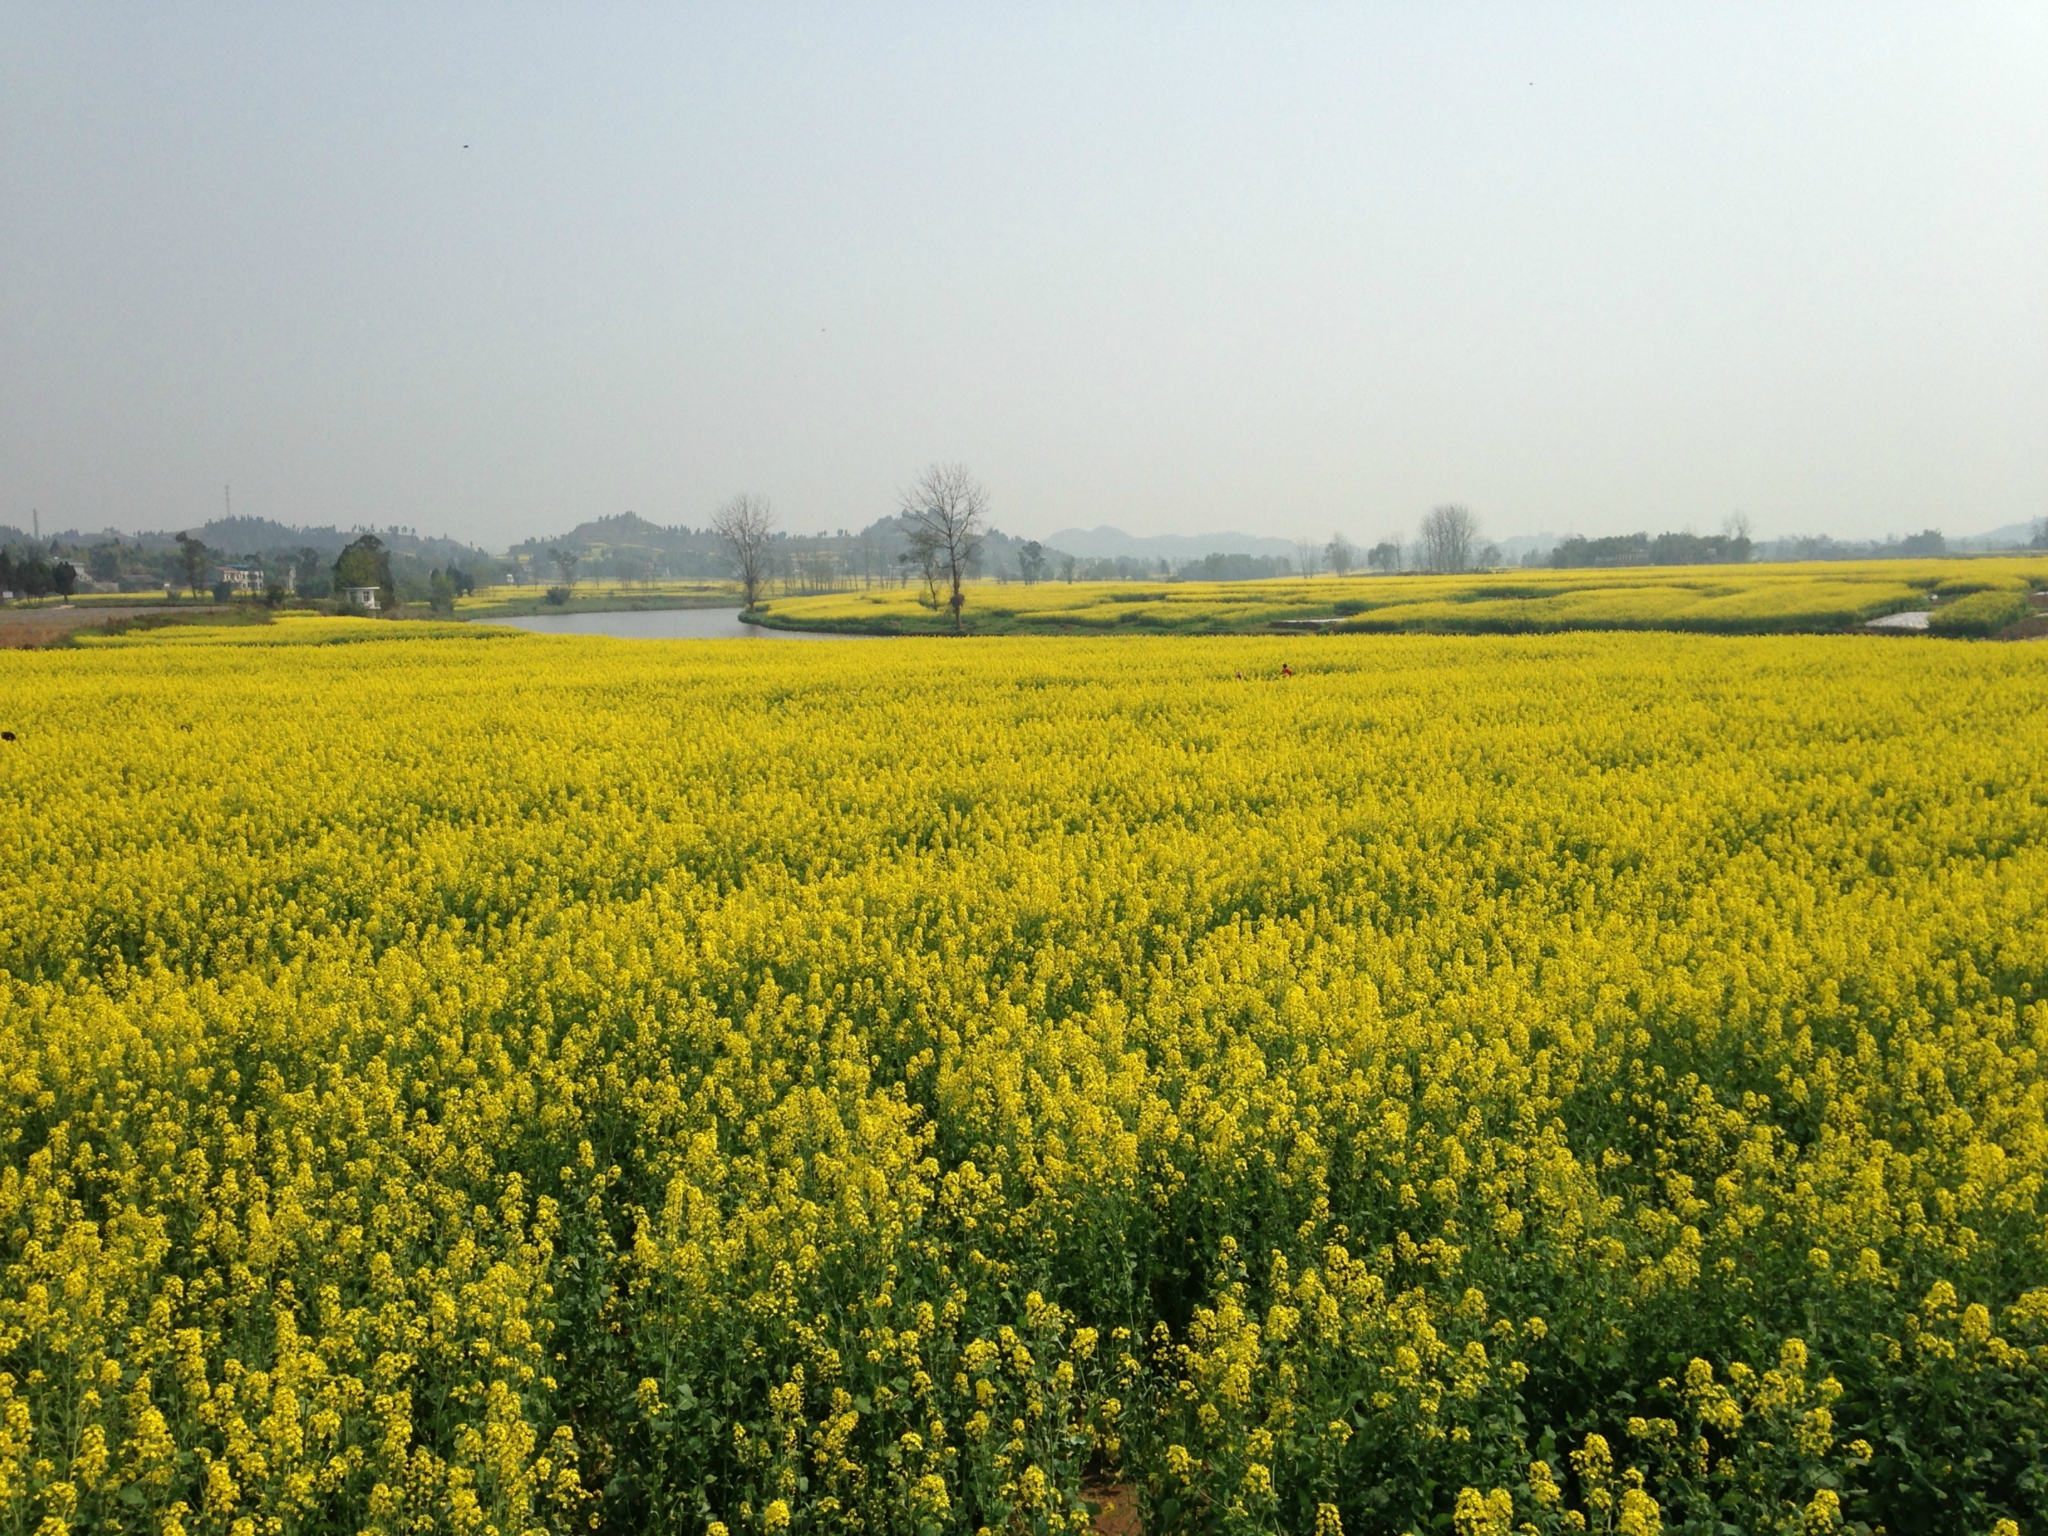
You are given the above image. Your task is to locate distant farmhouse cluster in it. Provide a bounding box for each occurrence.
[214,562,295,596]
[0,519,482,611]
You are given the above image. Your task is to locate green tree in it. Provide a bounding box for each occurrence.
[333,534,396,612]
[174,532,210,597]
[294,546,330,598]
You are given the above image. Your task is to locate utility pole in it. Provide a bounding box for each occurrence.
[32,509,39,542]
[225,485,232,522]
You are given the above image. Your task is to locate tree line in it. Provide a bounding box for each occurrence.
[1549,527,1754,567]
[1310,504,1495,578]
[3,520,495,605]
[0,549,79,602]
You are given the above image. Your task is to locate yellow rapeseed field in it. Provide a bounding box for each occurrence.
[2,622,2044,1535]
[752,558,2047,636]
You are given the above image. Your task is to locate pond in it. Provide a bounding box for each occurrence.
[489,609,865,641]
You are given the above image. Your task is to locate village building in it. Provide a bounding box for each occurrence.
[216,564,297,596]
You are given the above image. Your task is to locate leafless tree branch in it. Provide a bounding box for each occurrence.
[711,493,778,610]
[900,463,989,632]
[1419,504,1479,574]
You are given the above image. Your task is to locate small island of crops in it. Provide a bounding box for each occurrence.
[747,556,2047,637]
[2,625,2046,1536]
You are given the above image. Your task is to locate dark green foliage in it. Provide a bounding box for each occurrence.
[333,533,397,612]
[1552,531,1754,567]
[174,531,210,595]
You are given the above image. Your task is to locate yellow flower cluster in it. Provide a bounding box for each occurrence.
[1,625,2044,1533]
[752,558,2046,636]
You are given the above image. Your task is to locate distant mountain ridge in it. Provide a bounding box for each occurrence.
[9,512,2038,568]
[1039,526,1298,561]
[195,517,492,564]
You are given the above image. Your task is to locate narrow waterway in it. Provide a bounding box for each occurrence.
[490,609,865,640]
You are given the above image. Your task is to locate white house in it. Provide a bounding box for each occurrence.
[216,564,297,596]
[344,585,381,611]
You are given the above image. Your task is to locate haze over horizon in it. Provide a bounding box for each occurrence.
[5,5,2044,551]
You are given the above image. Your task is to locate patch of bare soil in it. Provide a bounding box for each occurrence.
[0,604,226,648]
[1086,1482,1141,1536]
[0,604,230,647]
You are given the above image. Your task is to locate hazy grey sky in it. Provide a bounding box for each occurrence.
[5,5,2044,550]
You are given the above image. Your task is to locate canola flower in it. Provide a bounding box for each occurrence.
[1,625,2045,1534]
[751,557,2046,635]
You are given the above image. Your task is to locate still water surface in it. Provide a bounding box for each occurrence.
[491,609,866,640]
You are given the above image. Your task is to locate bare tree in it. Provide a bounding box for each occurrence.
[1367,539,1402,574]
[900,541,941,603]
[550,546,580,588]
[1418,504,1479,574]
[1326,533,1356,578]
[901,463,989,632]
[1294,537,1323,579]
[711,493,778,610]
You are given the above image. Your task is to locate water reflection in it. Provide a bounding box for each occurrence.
[489,609,865,641]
